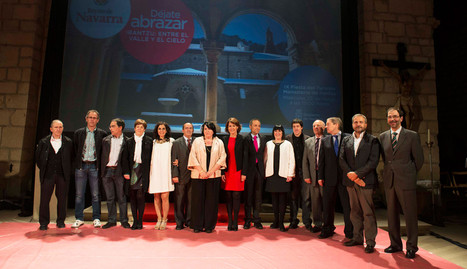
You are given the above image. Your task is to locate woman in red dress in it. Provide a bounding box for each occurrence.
[222,117,248,231]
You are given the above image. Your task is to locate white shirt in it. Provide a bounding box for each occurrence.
[353,131,365,156]
[390,126,402,141]
[133,134,144,163]
[251,133,260,149]
[184,136,193,147]
[50,136,62,154]
[107,134,123,166]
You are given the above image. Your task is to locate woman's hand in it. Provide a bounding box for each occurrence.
[173,159,179,166]
[286,177,293,182]
[221,175,226,182]
[241,175,246,182]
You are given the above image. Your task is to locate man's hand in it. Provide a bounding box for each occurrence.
[304,178,311,184]
[318,179,324,187]
[347,172,358,181]
[172,177,179,183]
[124,174,130,180]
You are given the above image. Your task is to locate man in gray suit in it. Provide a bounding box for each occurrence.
[380,107,424,259]
[339,114,380,254]
[302,120,325,233]
[171,122,195,230]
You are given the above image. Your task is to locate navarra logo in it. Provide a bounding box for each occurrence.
[120,0,194,65]
[70,0,131,39]
[93,0,108,6]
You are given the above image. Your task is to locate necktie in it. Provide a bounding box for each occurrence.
[187,138,192,152]
[254,135,258,163]
[315,137,320,170]
[333,135,339,156]
[391,132,397,150]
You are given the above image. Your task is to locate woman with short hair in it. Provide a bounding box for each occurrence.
[188,122,226,233]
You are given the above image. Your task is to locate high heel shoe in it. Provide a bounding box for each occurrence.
[154,220,161,230]
[160,219,168,230]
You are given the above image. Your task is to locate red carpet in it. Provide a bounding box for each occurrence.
[0,223,461,269]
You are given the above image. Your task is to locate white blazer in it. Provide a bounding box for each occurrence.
[264,140,295,178]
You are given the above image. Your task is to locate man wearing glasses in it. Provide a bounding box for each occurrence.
[71,110,108,228]
[379,107,424,259]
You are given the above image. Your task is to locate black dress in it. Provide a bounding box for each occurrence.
[265,142,291,193]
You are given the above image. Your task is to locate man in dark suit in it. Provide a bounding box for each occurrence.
[243,118,266,229]
[380,107,424,259]
[100,118,130,229]
[339,114,380,253]
[302,119,325,233]
[286,119,310,229]
[71,110,107,229]
[318,117,353,239]
[171,122,195,230]
[35,120,73,230]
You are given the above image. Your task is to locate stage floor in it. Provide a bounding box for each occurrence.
[0,222,462,269]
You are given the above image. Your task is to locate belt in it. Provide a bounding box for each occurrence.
[106,166,117,169]
[82,161,96,164]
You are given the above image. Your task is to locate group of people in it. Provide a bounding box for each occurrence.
[36,107,423,259]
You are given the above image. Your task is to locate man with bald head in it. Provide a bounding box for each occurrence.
[35,120,73,230]
[302,120,326,232]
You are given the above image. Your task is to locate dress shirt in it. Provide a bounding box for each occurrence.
[82,127,96,162]
[50,136,62,153]
[251,133,260,149]
[390,126,402,140]
[353,131,365,157]
[107,134,123,166]
[133,133,144,163]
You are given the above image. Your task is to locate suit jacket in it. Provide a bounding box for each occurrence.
[171,136,196,184]
[72,127,107,170]
[379,128,424,190]
[339,132,380,189]
[243,132,266,179]
[318,133,349,187]
[36,134,73,183]
[126,134,153,192]
[100,134,130,178]
[221,135,248,176]
[302,136,323,186]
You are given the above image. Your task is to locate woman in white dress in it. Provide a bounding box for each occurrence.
[149,122,174,230]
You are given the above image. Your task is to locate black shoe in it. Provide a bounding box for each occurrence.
[39,225,48,231]
[343,240,363,247]
[318,231,334,239]
[365,245,375,253]
[254,223,263,229]
[270,223,279,229]
[405,250,416,259]
[193,229,201,233]
[205,229,213,233]
[279,224,287,232]
[137,223,143,230]
[121,222,130,229]
[102,222,116,229]
[289,221,299,229]
[233,226,238,231]
[131,223,138,230]
[304,223,312,230]
[311,226,322,233]
[56,223,65,228]
[176,224,184,230]
[243,221,251,229]
[227,226,233,231]
[384,246,402,253]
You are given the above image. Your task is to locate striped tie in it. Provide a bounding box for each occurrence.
[391,132,397,150]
